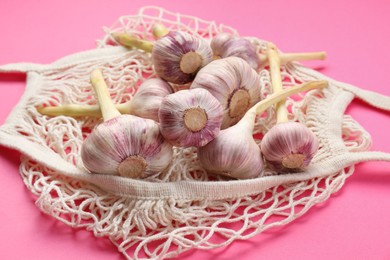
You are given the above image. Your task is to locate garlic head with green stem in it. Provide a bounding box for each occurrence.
[112,31,213,84]
[158,88,223,147]
[198,80,328,179]
[37,77,173,122]
[260,43,321,173]
[191,56,261,129]
[81,69,173,178]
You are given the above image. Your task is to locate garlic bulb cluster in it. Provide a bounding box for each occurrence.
[158,88,223,147]
[81,69,173,178]
[260,43,320,173]
[191,56,261,129]
[198,80,328,179]
[112,31,213,84]
[211,33,260,70]
[37,77,173,122]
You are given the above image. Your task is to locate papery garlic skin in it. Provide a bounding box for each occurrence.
[159,88,223,147]
[260,122,319,173]
[197,120,264,179]
[128,78,173,122]
[81,115,173,177]
[152,31,213,84]
[191,57,261,129]
[211,33,260,70]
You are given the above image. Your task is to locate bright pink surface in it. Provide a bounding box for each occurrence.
[1,0,390,259]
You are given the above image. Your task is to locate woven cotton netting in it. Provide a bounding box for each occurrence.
[0,6,376,260]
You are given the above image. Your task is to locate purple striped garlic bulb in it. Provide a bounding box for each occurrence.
[112,31,213,84]
[158,88,223,147]
[37,78,173,122]
[260,122,319,172]
[191,56,261,129]
[211,33,260,70]
[152,31,213,84]
[260,43,320,173]
[198,80,328,179]
[81,69,173,178]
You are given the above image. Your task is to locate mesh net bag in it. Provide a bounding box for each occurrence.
[1,6,390,260]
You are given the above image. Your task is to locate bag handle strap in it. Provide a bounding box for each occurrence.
[0,63,47,73]
[291,64,390,111]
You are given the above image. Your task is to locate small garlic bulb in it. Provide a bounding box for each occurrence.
[158,88,223,147]
[260,122,319,172]
[152,31,213,84]
[198,80,328,179]
[81,69,173,178]
[211,33,260,70]
[191,56,261,129]
[127,78,173,121]
[37,78,173,122]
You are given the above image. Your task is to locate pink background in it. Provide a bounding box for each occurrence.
[1,0,390,259]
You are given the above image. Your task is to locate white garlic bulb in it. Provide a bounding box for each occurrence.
[198,80,328,179]
[191,56,261,129]
[211,33,260,70]
[81,69,173,178]
[37,78,173,122]
[158,88,223,147]
[260,43,320,173]
[260,122,319,172]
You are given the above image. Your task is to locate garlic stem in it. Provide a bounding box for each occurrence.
[267,43,289,123]
[111,32,154,53]
[258,51,327,67]
[243,80,328,128]
[37,102,130,117]
[152,23,169,39]
[90,69,121,121]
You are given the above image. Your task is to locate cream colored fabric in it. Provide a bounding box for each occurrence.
[0,6,389,260]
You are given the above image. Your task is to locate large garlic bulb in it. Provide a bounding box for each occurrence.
[191,56,261,129]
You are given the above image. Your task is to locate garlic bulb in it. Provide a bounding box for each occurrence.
[211,33,260,70]
[198,80,328,179]
[81,69,173,178]
[158,88,223,147]
[260,122,319,172]
[112,31,213,84]
[191,56,261,129]
[211,33,326,70]
[260,43,320,173]
[37,78,173,122]
[152,31,213,84]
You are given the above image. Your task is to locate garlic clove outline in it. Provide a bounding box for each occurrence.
[81,69,173,178]
[198,80,328,179]
[191,56,261,129]
[158,88,223,147]
[37,77,173,122]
